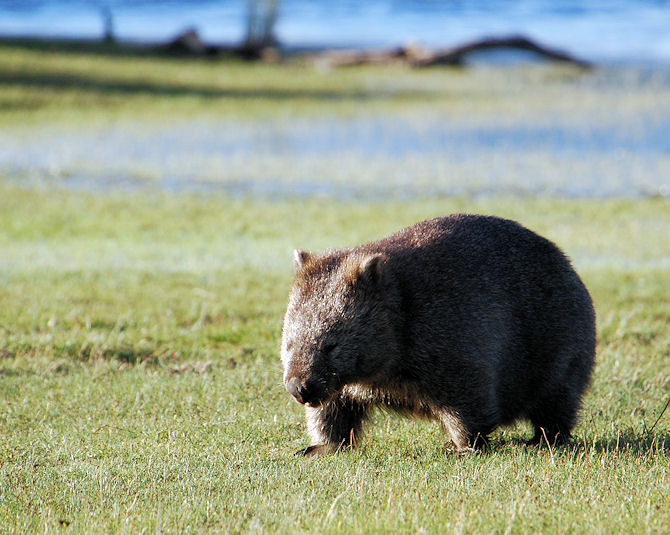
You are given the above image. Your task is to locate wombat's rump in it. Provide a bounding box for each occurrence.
[281,215,596,455]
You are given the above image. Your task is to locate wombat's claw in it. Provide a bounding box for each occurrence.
[297,444,331,457]
[471,437,491,453]
[444,442,476,455]
[525,430,568,448]
[295,446,315,456]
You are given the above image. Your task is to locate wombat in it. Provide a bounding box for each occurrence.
[281,215,596,455]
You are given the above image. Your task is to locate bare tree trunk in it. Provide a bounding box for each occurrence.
[244,0,279,50]
[101,5,115,43]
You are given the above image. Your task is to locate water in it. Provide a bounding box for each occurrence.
[3,101,669,199]
[1,0,670,64]
[2,3,669,199]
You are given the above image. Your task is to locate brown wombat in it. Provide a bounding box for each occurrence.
[281,215,596,455]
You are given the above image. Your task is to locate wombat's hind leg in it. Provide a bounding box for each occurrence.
[527,424,571,447]
[439,409,477,454]
[301,395,371,456]
[528,394,578,446]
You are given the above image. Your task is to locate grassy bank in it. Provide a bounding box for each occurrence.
[1,184,668,533]
[3,37,669,127]
[3,39,670,202]
[0,38,464,123]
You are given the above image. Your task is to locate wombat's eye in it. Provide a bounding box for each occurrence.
[323,343,338,355]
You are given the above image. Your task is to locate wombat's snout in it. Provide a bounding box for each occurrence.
[286,376,308,405]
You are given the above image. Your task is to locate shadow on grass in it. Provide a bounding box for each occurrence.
[0,36,228,59]
[582,433,670,455]
[0,37,441,103]
[480,426,670,457]
[0,98,46,111]
[0,71,416,102]
[510,432,670,456]
[0,345,161,374]
[0,367,30,378]
[75,344,161,365]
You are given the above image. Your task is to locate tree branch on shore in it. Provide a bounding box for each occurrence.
[162,29,591,68]
[315,35,591,68]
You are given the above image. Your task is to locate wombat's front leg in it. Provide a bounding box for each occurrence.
[300,395,371,456]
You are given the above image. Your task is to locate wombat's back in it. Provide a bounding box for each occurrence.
[361,215,596,431]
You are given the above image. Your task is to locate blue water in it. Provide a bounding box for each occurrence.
[1,1,670,63]
[3,109,669,199]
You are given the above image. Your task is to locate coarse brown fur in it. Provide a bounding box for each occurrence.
[281,215,596,455]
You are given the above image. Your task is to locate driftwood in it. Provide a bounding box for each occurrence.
[159,31,589,68]
[165,29,212,55]
[315,46,416,67]
[162,28,281,60]
[416,36,591,67]
[317,35,591,68]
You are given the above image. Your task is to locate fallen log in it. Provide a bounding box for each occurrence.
[315,35,591,68]
[161,28,281,60]
[315,45,416,67]
[412,35,591,68]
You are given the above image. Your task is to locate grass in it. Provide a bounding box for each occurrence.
[0,38,462,124]
[3,37,669,128]
[0,184,668,533]
[0,39,669,533]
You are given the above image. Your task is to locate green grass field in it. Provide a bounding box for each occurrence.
[4,37,669,126]
[0,41,669,533]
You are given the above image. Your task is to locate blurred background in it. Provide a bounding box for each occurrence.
[1,7,669,530]
[1,0,670,63]
[0,1,669,198]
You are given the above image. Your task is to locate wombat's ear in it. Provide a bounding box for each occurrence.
[293,249,311,272]
[355,254,385,288]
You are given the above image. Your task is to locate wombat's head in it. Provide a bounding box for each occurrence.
[281,249,397,407]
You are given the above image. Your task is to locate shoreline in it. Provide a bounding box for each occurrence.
[2,37,668,200]
[4,34,668,68]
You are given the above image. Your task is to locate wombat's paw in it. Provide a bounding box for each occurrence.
[523,436,542,447]
[296,444,334,457]
[471,435,491,452]
[525,430,571,448]
[444,442,477,455]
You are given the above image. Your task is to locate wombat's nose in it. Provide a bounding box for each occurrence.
[286,377,306,404]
